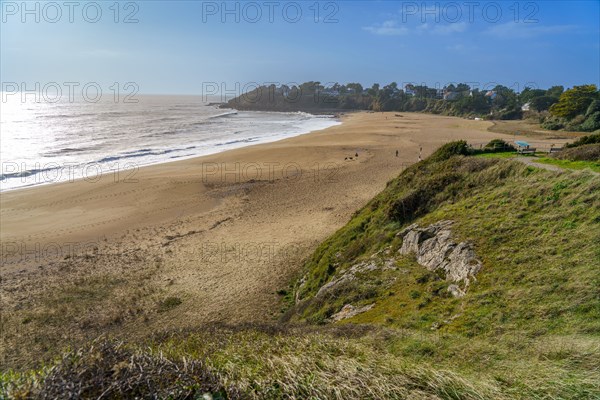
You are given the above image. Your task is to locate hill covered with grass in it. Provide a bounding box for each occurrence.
[3,143,599,399]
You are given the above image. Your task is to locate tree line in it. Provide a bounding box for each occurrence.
[225,82,600,132]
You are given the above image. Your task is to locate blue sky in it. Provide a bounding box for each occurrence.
[1,0,599,95]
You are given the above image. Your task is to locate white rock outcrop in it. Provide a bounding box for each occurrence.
[397,220,482,296]
[330,303,375,322]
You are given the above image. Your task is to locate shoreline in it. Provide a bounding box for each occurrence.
[0,109,342,193]
[1,111,568,271]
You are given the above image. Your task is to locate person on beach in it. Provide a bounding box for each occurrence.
[395,150,399,157]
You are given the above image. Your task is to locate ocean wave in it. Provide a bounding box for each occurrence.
[42,147,96,157]
[96,146,197,163]
[38,113,95,119]
[150,116,180,122]
[215,137,259,146]
[142,130,180,138]
[1,98,340,191]
[207,110,238,119]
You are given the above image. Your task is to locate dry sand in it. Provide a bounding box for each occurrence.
[0,112,569,366]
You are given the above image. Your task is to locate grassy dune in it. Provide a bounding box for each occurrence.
[3,144,599,399]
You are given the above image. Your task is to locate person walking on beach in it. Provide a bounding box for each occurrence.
[395,150,398,157]
[418,146,423,162]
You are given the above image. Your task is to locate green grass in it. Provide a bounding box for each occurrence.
[474,151,518,159]
[535,157,600,173]
[473,150,600,172]
[292,154,600,333]
[4,328,598,400]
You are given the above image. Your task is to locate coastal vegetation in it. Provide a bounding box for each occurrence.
[469,133,600,171]
[225,82,600,133]
[3,140,598,399]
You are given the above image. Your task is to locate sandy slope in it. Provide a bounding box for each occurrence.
[0,112,568,366]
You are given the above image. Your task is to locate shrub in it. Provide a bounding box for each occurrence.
[5,341,227,399]
[541,117,565,130]
[428,140,471,162]
[497,107,523,120]
[565,133,600,148]
[387,169,464,223]
[585,99,600,117]
[565,114,587,131]
[579,112,600,132]
[552,144,600,161]
[484,139,515,152]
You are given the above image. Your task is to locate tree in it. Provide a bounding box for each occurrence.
[376,82,405,110]
[491,85,518,109]
[585,99,600,116]
[530,95,558,112]
[454,92,490,114]
[546,85,564,98]
[368,83,380,97]
[413,85,437,98]
[299,81,322,94]
[550,85,599,119]
[519,87,546,104]
[346,82,363,94]
[445,84,457,92]
[456,83,471,93]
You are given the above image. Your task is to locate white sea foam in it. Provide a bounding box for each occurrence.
[0,95,340,191]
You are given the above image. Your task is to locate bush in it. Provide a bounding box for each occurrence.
[579,112,600,132]
[5,341,227,399]
[542,117,565,130]
[429,140,471,162]
[387,172,461,223]
[484,139,515,152]
[565,133,600,148]
[497,107,523,120]
[585,99,600,117]
[552,144,600,161]
[565,114,587,131]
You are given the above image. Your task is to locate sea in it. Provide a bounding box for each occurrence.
[0,95,340,191]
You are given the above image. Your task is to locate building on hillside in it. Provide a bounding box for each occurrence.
[485,90,497,100]
[443,91,460,100]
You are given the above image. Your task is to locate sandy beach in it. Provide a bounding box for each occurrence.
[0,112,568,366]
